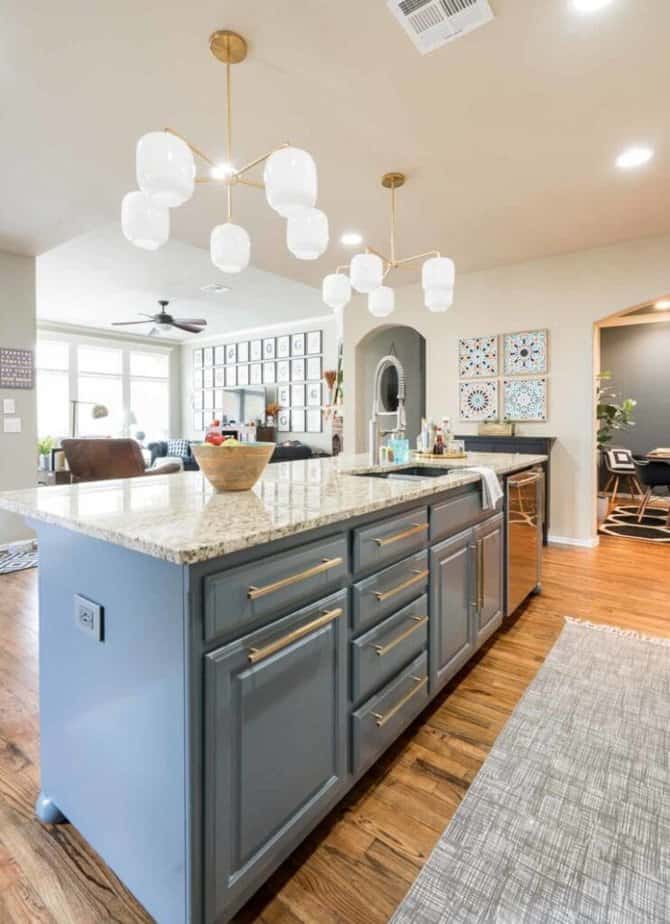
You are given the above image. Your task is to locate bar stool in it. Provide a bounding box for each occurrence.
[633,459,670,525]
[602,448,643,511]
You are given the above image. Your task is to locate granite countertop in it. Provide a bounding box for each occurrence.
[0,452,546,565]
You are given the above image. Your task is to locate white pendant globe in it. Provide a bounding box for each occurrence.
[322,273,351,310]
[210,223,251,274]
[121,191,169,251]
[425,286,454,313]
[136,131,195,208]
[422,256,455,292]
[368,286,395,318]
[264,147,317,218]
[350,253,384,294]
[287,208,329,260]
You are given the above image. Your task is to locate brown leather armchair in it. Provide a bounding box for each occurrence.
[61,439,182,484]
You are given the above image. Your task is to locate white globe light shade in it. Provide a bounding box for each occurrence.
[264,147,317,218]
[286,208,329,260]
[350,253,384,294]
[136,131,195,208]
[210,223,251,274]
[425,286,454,313]
[322,273,351,310]
[422,256,455,292]
[368,286,395,318]
[121,191,169,251]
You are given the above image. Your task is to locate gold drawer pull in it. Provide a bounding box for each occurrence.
[374,568,429,603]
[248,607,343,664]
[372,522,428,547]
[373,616,428,657]
[248,557,343,601]
[371,676,428,728]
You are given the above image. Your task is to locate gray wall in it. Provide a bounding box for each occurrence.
[357,325,426,452]
[0,252,37,546]
[600,321,670,454]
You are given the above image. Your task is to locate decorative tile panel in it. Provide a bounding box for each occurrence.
[503,377,547,421]
[503,329,548,376]
[459,380,498,421]
[458,336,498,379]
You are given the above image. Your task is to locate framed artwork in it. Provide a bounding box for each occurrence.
[503,329,548,376]
[306,382,322,407]
[291,333,305,356]
[503,377,548,421]
[277,335,290,359]
[263,362,276,384]
[459,380,498,421]
[214,346,225,366]
[291,408,305,433]
[458,335,498,379]
[250,339,262,362]
[306,408,322,433]
[237,341,249,364]
[203,368,214,389]
[225,343,237,365]
[277,409,291,432]
[194,348,203,369]
[225,366,237,388]
[263,338,276,360]
[193,369,203,389]
[291,358,305,382]
[237,364,249,386]
[203,347,214,367]
[278,384,290,406]
[277,360,290,383]
[203,390,214,410]
[250,363,262,385]
[193,411,204,430]
[306,356,321,381]
[194,392,203,410]
[214,367,225,388]
[306,330,322,355]
[291,384,305,407]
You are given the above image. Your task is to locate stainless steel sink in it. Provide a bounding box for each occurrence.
[351,465,454,481]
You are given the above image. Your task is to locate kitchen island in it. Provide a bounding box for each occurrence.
[0,451,545,924]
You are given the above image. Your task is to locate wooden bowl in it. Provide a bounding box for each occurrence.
[192,441,275,492]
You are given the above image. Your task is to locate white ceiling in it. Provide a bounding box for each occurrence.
[3,0,670,292]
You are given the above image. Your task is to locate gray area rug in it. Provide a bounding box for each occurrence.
[0,547,38,574]
[391,618,670,923]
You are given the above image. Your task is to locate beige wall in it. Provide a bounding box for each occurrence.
[344,234,670,545]
[0,252,36,546]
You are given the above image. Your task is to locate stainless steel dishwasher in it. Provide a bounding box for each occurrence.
[506,467,544,615]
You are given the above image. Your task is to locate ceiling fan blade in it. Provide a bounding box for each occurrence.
[111,320,152,326]
[173,318,207,326]
[171,321,206,333]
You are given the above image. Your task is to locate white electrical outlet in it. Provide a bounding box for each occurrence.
[74,594,104,642]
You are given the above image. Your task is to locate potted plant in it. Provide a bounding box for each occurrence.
[37,436,54,471]
[596,372,637,521]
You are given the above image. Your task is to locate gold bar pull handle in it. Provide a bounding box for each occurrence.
[374,568,429,603]
[248,557,343,601]
[247,607,343,664]
[371,676,428,728]
[373,616,428,657]
[372,522,428,547]
[478,540,485,610]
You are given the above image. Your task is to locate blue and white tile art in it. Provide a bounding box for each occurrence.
[503,377,547,421]
[459,335,498,378]
[503,329,548,375]
[459,380,498,421]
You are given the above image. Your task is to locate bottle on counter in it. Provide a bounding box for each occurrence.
[433,427,445,456]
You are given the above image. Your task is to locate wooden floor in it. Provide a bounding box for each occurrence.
[0,536,668,923]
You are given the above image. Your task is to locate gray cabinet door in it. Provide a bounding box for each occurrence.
[203,590,348,923]
[429,528,474,692]
[473,513,503,646]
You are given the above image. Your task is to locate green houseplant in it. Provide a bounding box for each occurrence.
[37,436,54,471]
[596,372,636,449]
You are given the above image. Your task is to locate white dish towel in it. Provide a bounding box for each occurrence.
[464,466,503,510]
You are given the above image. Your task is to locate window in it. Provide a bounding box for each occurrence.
[129,349,170,442]
[37,339,70,439]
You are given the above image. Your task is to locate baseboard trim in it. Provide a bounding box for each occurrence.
[0,538,38,555]
[548,534,600,549]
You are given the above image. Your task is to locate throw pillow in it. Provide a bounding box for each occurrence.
[167,438,190,459]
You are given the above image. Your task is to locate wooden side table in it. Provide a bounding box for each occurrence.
[37,470,72,486]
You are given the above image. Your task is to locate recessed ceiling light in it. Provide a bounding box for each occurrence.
[573,0,613,12]
[654,298,670,310]
[201,282,231,294]
[340,231,363,247]
[210,162,235,180]
[616,146,654,170]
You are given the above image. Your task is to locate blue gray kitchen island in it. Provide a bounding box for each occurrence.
[0,451,545,923]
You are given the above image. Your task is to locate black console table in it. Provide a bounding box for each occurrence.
[455,435,556,544]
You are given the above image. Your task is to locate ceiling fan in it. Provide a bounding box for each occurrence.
[112,300,207,335]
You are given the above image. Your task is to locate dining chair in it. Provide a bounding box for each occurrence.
[602,448,643,511]
[633,458,670,526]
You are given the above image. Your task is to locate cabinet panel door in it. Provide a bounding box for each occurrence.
[474,513,503,646]
[204,590,348,922]
[429,528,474,692]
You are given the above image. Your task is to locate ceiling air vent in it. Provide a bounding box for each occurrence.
[387,0,494,55]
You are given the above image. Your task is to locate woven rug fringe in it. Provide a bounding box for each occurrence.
[565,616,670,647]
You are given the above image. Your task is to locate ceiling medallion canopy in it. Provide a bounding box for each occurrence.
[322,172,455,317]
[121,30,329,273]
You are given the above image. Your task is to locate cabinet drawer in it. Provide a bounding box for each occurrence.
[352,550,428,634]
[353,507,428,574]
[431,486,492,542]
[351,652,429,775]
[351,594,428,705]
[204,534,348,643]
